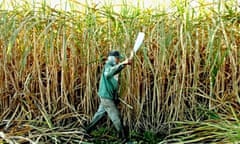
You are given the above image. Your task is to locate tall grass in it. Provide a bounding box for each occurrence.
[0,0,239,143]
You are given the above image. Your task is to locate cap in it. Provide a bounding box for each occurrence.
[108,50,124,59]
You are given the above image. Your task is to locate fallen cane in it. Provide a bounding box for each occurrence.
[119,98,133,109]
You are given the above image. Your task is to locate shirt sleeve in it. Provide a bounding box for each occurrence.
[104,64,125,78]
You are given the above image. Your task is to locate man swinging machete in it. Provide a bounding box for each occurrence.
[85,32,144,143]
[85,50,132,143]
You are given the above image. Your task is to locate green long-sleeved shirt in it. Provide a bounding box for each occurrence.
[98,61,125,100]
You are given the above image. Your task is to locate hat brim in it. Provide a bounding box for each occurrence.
[116,55,124,59]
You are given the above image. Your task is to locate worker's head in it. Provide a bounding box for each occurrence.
[108,50,123,64]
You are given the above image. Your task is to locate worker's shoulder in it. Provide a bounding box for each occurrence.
[104,63,115,69]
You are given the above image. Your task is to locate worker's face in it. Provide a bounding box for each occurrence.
[115,57,120,64]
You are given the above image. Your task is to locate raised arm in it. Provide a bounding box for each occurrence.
[104,59,131,78]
